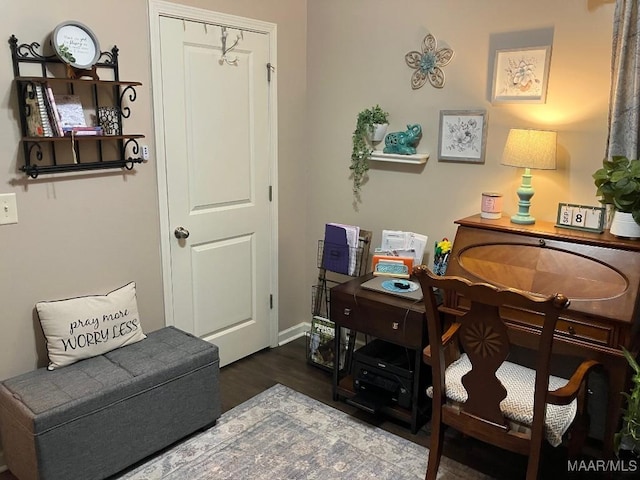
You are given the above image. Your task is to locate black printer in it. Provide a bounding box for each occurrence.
[351,339,415,411]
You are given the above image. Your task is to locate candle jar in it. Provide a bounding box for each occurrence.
[481,192,503,219]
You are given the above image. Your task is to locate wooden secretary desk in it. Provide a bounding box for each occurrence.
[443,214,640,457]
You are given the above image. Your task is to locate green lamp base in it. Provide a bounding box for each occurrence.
[510,213,536,225]
[510,167,536,225]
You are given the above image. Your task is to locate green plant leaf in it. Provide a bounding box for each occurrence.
[593,156,640,223]
[616,347,640,455]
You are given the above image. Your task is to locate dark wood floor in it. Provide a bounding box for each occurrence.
[0,337,629,479]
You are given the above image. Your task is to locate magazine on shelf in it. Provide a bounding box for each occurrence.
[308,316,337,369]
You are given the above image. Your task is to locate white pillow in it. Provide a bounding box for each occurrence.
[36,282,146,370]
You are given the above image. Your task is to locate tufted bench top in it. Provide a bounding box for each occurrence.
[1,326,219,434]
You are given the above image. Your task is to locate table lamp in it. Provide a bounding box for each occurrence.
[501,128,557,225]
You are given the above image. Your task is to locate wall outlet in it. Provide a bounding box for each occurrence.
[141,145,150,160]
[0,193,18,225]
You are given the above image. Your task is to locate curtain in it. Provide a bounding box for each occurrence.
[606,0,640,160]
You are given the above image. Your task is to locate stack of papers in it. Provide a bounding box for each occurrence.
[376,230,428,266]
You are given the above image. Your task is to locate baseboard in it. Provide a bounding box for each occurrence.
[277,321,365,349]
[278,322,310,346]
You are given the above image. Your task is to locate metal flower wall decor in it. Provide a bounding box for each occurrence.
[405,33,454,89]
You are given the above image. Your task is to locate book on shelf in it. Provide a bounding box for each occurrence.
[54,94,87,129]
[63,126,104,136]
[44,83,64,136]
[24,83,54,137]
[23,83,47,137]
[39,83,62,137]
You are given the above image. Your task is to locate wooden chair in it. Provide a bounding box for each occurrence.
[413,266,599,480]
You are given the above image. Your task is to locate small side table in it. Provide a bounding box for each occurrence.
[330,273,430,433]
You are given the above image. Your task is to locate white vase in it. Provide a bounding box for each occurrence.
[610,211,640,239]
[367,123,388,143]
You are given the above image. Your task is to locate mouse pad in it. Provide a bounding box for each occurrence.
[360,276,423,301]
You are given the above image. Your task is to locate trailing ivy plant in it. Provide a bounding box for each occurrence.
[350,105,389,194]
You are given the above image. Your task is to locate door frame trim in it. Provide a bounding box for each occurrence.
[148,0,279,348]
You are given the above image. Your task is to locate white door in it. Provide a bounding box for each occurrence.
[155,13,276,366]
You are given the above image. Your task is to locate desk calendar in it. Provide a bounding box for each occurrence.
[556,203,606,233]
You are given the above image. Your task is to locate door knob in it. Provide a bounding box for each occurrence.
[174,227,190,239]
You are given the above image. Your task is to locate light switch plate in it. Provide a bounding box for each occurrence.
[0,193,18,225]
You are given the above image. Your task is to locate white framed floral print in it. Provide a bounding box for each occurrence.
[492,46,551,103]
[438,110,488,164]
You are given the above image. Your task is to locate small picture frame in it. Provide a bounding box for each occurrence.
[438,110,488,164]
[492,46,552,104]
[556,203,605,233]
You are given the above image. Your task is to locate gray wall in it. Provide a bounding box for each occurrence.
[0,0,308,382]
[0,0,618,468]
[0,0,615,393]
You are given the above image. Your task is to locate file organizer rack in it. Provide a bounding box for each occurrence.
[308,229,372,371]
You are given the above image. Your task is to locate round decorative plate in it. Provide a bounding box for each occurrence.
[381,279,420,293]
[51,21,100,69]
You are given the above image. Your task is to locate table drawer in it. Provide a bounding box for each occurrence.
[331,297,424,348]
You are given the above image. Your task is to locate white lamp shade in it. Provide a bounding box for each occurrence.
[501,128,557,170]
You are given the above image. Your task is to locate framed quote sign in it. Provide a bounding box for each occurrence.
[51,21,101,70]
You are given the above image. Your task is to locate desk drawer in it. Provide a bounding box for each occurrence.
[331,297,424,348]
[455,296,613,346]
[504,307,613,346]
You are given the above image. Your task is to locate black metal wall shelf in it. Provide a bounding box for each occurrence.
[9,34,145,178]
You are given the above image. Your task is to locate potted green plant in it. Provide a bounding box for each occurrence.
[350,105,389,194]
[614,347,640,457]
[593,156,640,238]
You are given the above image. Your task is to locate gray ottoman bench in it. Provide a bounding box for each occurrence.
[0,326,221,480]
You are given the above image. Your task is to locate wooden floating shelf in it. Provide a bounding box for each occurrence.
[369,151,429,164]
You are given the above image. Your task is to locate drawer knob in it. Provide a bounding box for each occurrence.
[567,326,576,335]
[392,322,399,330]
[343,308,351,316]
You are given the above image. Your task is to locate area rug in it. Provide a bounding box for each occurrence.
[117,384,492,479]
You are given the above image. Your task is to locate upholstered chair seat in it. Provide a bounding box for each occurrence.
[426,353,576,447]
